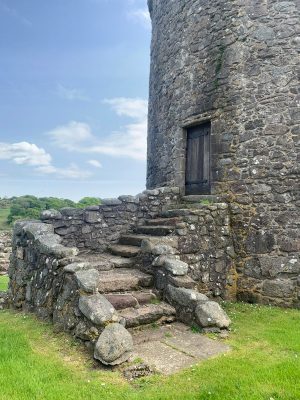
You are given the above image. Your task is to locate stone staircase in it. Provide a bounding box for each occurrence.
[73,196,225,331]
[74,235,177,329]
[71,209,195,330]
[9,195,232,366]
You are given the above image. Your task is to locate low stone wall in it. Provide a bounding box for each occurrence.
[0,231,11,275]
[137,203,236,301]
[172,204,235,300]
[41,187,180,252]
[8,221,134,365]
[8,218,231,365]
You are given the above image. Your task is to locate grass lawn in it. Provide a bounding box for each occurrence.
[0,302,299,400]
[0,275,9,291]
[0,208,10,231]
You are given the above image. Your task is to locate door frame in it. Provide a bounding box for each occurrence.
[183,120,212,196]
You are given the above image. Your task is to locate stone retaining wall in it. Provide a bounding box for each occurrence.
[8,221,134,365]
[8,216,231,365]
[0,231,11,275]
[41,187,180,252]
[138,203,236,300]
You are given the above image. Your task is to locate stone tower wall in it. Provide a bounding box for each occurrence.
[147,0,300,307]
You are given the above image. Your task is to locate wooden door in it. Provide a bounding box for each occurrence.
[185,122,211,195]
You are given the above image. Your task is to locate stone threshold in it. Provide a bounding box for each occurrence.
[128,322,230,375]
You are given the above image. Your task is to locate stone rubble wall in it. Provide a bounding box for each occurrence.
[0,231,12,275]
[41,186,235,301]
[8,216,232,364]
[138,203,236,300]
[41,187,181,252]
[136,207,233,330]
[147,0,300,308]
[8,221,134,366]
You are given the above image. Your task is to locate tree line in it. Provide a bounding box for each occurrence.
[0,195,101,225]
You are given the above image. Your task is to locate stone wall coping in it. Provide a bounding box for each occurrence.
[14,220,78,259]
[39,186,181,220]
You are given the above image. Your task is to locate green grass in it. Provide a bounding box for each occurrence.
[0,208,10,231]
[200,199,212,205]
[190,324,202,334]
[0,275,9,292]
[0,303,299,400]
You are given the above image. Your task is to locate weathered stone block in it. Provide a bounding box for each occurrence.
[166,285,208,308]
[167,274,197,289]
[84,212,102,224]
[101,198,122,206]
[64,262,91,273]
[78,293,120,325]
[163,258,189,276]
[75,322,99,341]
[104,294,138,310]
[41,209,62,220]
[262,279,295,298]
[75,269,100,293]
[94,323,133,365]
[152,244,176,256]
[195,302,231,329]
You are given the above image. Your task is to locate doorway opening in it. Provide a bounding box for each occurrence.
[185,121,211,195]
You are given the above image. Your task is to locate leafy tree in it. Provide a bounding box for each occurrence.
[77,197,102,208]
[0,197,12,208]
[5,195,102,225]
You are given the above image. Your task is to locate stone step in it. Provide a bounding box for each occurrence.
[76,251,134,269]
[119,234,161,247]
[119,302,176,328]
[160,209,194,218]
[182,195,220,203]
[160,207,214,217]
[101,254,135,268]
[104,290,157,310]
[97,268,153,293]
[109,244,140,258]
[135,225,175,236]
[144,217,181,227]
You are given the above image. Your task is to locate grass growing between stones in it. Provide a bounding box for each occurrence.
[0,275,9,291]
[0,303,299,400]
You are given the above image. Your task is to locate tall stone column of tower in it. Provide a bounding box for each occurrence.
[147,0,300,306]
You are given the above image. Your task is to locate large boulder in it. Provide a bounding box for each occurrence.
[94,323,133,365]
[167,285,208,308]
[79,293,120,326]
[195,301,231,329]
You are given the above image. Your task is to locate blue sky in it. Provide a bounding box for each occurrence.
[0,0,151,200]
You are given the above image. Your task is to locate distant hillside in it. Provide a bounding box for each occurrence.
[0,196,102,227]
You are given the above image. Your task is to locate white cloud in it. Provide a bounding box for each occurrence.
[88,160,102,168]
[128,8,151,29]
[0,141,92,180]
[47,97,148,161]
[56,84,90,102]
[104,97,148,120]
[47,121,93,151]
[88,120,147,160]
[36,163,93,179]
[0,142,52,166]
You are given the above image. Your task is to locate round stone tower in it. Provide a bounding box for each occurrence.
[147,0,300,307]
